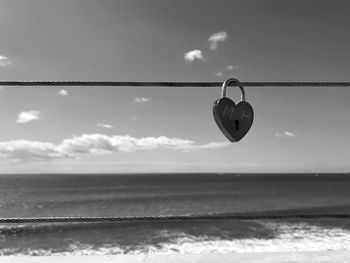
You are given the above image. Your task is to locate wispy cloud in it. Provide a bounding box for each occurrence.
[208,31,227,50]
[213,72,223,77]
[0,55,11,67]
[134,97,149,103]
[184,50,204,62]
[16,111,40,124]
[58,89,68,96]
[0,134,229,161]
[194,142,231,150]
[275,131,296,138]
[97,123,114,129]
[227,65,240,71]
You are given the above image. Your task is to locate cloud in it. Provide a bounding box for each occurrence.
[134,97,149,103]
[275,131,296,138]
[213,72,223,77]
[0,134,230,161]
[0,55,11,67]
[58,134,195,154]
[198,142,231,149]
[16,111,40,124]
[179,141,231,152]
[227,65,240,71]
[58,89,68,96]
[97,123,114,129]
[184,50,204,62]
[208,31,227,50]
[0,140,69,161]
[58,134,229,154]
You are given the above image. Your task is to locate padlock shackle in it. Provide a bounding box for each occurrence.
[221,78,245,101]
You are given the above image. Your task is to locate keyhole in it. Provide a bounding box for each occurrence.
[235,120,240,131]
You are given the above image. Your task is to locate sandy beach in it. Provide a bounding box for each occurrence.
[1,251,350,263]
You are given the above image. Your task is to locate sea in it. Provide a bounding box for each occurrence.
[0,173,350,256]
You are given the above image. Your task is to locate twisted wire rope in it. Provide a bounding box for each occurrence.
[0,214,349,224]
[0,81,349,87]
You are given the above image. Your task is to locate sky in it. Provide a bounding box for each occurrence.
[0,0,349,173]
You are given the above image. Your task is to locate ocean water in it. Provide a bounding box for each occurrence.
[0,173,350,255]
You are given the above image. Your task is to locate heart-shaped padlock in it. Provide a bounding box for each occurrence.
[213,78,254,142]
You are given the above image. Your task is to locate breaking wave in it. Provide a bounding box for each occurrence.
[1,221,350,255]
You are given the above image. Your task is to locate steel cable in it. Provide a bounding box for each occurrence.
[0,81,349,87]
[0,214,349,224]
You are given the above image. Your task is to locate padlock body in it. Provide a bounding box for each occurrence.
[213,97,254,142]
